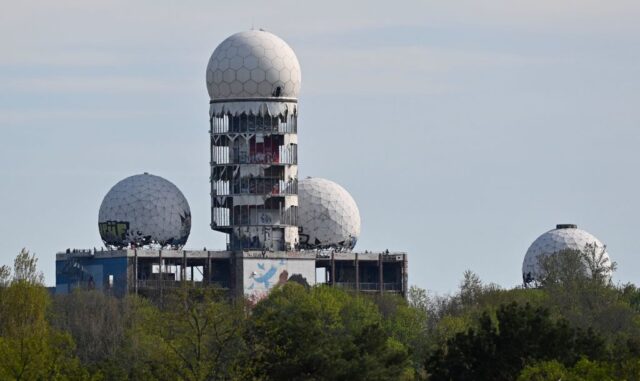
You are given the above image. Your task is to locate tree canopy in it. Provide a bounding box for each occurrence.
[1,249,640,380]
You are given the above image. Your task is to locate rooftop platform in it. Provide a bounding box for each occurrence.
[56,248,406,261]
[56,248,408,298]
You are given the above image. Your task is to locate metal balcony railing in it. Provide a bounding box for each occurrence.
[136,280,230,290]
[333,282,402,291]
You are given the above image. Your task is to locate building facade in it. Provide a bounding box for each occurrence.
[56,249,408,299]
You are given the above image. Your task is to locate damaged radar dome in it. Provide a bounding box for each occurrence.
[98,173,191,249]
[298,177,361,250]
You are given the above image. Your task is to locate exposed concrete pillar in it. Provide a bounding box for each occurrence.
[159,250,163,305]
[402,253,408,298]
[231,251,244,299]
[182,250,187,283]
[379,253,384,295]
[355,253,359,292]
[331,252,336,286]
[134,249,138,295]
[206,251,211,285]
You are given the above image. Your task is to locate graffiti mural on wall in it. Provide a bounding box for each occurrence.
[175,211,192,245]
[98,211,190,248]
[98,221,130,244]
[249,262,279,289]
[244,258,315,301]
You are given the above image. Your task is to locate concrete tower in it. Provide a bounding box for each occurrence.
[206,30,301,251]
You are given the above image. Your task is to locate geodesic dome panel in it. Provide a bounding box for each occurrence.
[206,30,301,100]
[98,173,191,249]
[522,225,611,282]
[298,177,360,250]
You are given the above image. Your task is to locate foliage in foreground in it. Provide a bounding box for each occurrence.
[426,302,605,380]
[2,248,640,380]
[0,249,89,380]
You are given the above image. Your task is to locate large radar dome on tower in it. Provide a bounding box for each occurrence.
[98,173,191,249]
[522,224,612,284]
[298,177,361,250]
[206,30,301,101]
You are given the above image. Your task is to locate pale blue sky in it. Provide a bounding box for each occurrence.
[2,1,639,293]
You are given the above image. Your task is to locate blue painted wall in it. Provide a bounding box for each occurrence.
[56,256,128,297]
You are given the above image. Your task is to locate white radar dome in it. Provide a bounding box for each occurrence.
[206,30,301,100]
[522,224,611,284]
[98,173,191,249]
[298,177,361,250]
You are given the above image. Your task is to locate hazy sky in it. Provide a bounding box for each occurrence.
[2,1,640,294]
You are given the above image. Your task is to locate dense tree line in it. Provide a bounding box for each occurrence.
[1,248,640,380]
